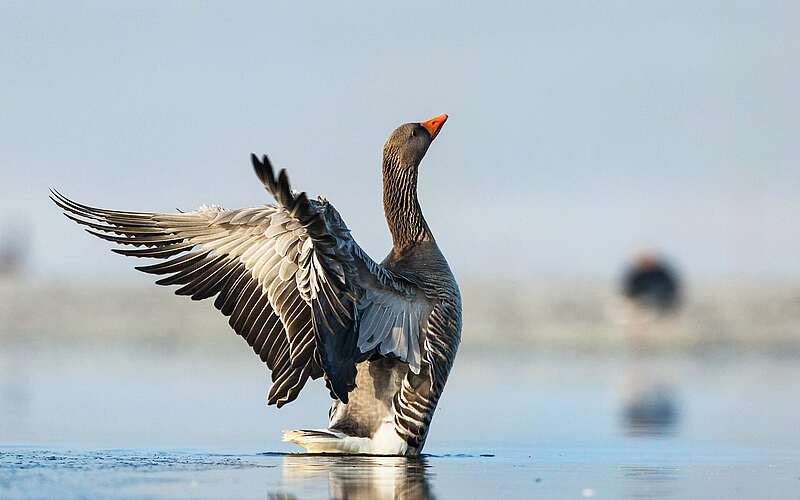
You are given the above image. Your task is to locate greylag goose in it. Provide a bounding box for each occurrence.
[51,114,461,456]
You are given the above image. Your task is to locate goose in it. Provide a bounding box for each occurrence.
[51,114,461,456]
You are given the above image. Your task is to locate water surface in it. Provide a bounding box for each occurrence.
[2,346,799,498]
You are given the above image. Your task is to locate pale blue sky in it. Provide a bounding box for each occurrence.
[2,1,798,281]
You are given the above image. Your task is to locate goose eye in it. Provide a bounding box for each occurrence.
[410,129,417,138]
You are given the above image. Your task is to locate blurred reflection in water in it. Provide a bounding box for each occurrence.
[620,358,680,437]
[279,454,433,500]
[622,383,679,437]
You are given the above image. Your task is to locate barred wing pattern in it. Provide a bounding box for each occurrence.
[50,155,425,407]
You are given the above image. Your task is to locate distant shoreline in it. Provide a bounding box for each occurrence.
[2,280,798,354]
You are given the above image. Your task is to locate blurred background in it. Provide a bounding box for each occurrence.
[2,0,799,467]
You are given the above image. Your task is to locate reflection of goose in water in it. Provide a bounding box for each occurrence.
[621,252,681,315]
[278,455,433,500]
[52,115,461,455]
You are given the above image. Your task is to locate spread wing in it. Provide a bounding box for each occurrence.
[50,155,426,407]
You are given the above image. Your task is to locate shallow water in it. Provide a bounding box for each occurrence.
[2,346,800,498]
[3,446,799,499]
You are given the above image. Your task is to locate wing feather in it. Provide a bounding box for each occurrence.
[51,154,429,406]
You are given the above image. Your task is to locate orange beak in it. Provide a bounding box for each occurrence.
[420,113,448,141]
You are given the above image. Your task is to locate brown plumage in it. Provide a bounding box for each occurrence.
[51,113,461,455]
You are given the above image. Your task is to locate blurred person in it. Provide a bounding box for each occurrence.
[617,252,682,437]
[616,252,684,350]
[621,252,681,315]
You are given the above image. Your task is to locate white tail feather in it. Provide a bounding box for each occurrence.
[283,429,370,454]
[283,423,408,455]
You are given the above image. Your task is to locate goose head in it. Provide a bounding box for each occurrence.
[383,113,448,171]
